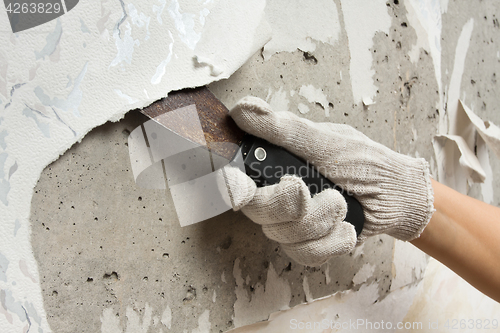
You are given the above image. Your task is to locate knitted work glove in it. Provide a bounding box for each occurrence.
[223,96,434,266]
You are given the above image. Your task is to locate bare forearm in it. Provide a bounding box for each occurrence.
[411,179,500,302]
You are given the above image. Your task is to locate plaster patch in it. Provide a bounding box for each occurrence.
[325,263,331,285]
[266,87,289,111]
[433,135,476,194]
[446,19,474,137]
[352,263,375,286]
[433,20,475,193]
[126,303,153,333]
[432,99,500,195]
[263,0,341,60]
[298,84,330,116]
[161,305,172,329]
[232,258,291,328]
[391,239,428,291]
[440,0,449,12]
[297,103,309,114]
[404,0,443,107]
[340,0,391,104]
[302,276,313,303]
[402,258,500,327]
[226,282,420,333]
[461,100,500,159]
[460,101,500,203]
[433,134,485,183]
[191,310,211,333]
[100,307,122,333]
[193,0,271,79]
[352,243,365,258]
[477,136,493,204]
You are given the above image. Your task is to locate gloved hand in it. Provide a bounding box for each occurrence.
[223,96,434,266]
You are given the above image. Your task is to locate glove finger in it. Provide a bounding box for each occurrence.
[320,122,370,140]
[281,221,356,267]
[262,188,347,244]
[241,175,311,225]
[230,97,343,166]
[221,166,256,211]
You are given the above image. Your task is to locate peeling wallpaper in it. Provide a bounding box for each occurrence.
[0,1,268,331]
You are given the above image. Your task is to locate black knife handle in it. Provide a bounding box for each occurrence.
[240,134,364,236]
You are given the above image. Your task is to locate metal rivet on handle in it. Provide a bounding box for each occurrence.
[254,147,267,161]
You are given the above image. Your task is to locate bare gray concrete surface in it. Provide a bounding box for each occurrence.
[29,1,500,332]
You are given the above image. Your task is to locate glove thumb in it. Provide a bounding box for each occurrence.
[221,166,257,211]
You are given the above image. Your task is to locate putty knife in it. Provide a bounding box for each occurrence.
[139,87,365,235]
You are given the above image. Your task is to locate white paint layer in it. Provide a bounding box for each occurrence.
[446,19,475,137]
[402,258,500,330]
[263,0,341,60]
[352,263,375,286]
[297,103,309,114]
[232,258,291,328]
[405,0,444,115]
[477,136,494,204]
[391,240,428,291]
[226,282,419,333]
[191,310,211,333]
[341,0,391,104]
[266,87,289,112]
[302,276,313,303]
[298,84,330,116]
[433,19,475,193]
[161,305,172,329]
[193,0,271,79]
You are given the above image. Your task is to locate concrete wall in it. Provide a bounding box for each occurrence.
[1,0,500,332]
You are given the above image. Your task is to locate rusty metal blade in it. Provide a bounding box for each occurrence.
[139,86,245,160]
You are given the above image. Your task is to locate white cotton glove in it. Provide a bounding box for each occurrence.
[223,96,434,267]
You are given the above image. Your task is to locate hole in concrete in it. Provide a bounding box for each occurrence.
[219,236,232,250]
[183,286,197,302]
[103,271,119,281]
[303,52,318,65]
[284,262,292,272]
